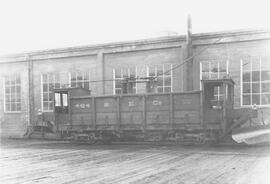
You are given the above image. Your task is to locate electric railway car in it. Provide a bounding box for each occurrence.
[50,78,257,144]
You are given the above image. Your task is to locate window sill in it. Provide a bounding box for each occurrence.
[241,105,270,108]
[4,111,22,114]
[42,110,54,113]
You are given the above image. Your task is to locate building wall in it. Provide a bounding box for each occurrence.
[103,47,182,94]
[0,62,29,137]
[193,39,270,125]
[0,30,270,137]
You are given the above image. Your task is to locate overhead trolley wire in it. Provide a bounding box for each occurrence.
[83,36,225,84]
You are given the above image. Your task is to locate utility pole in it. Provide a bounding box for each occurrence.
[183,14,193,91]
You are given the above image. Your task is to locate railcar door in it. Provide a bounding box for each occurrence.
[54,90,69,130]
[202,79,234,134]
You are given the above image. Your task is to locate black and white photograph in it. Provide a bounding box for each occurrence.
[0,0,270,183]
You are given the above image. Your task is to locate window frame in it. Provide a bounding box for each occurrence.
[41,73,61,112]
[69,71,91,90]
[113,67,138,95]
[240,59,270,107]
[200,60,229,101]
[3,75,22,113]
[146,64,173,93]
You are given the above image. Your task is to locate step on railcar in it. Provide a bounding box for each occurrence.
[53,79,257,144]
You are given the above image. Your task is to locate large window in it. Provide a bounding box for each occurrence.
[201,60,228,80]
[4,75,21,112]
[41,73,61,111]
[200,60,228,100]
[147,64,173,93]
[70,71,91,90]
[113,67,137,94]
[241,59,270,106]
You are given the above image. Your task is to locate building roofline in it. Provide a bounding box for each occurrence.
[1,28,270,63]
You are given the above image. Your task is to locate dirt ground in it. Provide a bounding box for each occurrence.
[1,139,270,184]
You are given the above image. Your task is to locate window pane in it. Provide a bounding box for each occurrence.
[71,72,76,81]
[115,69,121,78]
[252,61,260,71]
[123,69,129,78]
[11,103,16,111]
[262,82,270,93]
[43,102,49,110]
[252,94,260,105]
[219,61,227,72]
[202,72,209,80]
[157,77,163,86]
[42,74,48,83]
[261,59,270,70]
[252,71,260,82]
[5,103,10,111]
[49,75,54,83]
[243,95,251,105]
[115,80,122,88]
[77,73,83,80]
[5,78,10,85]
[130,68,136,78]
[164,64,172,76]
[84,82,89,89]
[202,62,209,72]
[157,66,163,76]
[63,94,68,106]
[43,93,49,101]
[262,71,270,81]
[49,84,54,91]
[55,93,61,106]
[43,84,48,92]
[49,102,53,110]
[77,82,83,88]
[16,86,20,93]
[211,72,218,79]
[164,87,171,92]
[252,83,260,93]
[219,72,227,79]
[15,76,20,84]
[55,74,60,82]
[11,78,15,85]
[243,83,251,93]
[115,89,122,94]
[49,92,53,101]
[11,94,16,102]
[11,86,15,93]
[164,77,171,86]
[54,83,60,89]
[243,72,250,82]
[83,72,89,80]
[16,103,21,111]
[262,94,270,105]
[16,94,21,102]
[71,81,76,87]
[157,87,163,93]
[211,62,218,73]
[148,66,155,77]
[5,87,10,93]
[242,61,251,71]
[5,94,10,103]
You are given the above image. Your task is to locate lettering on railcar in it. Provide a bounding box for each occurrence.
[181,98,192,104]
[75,103,91,108]
[152,100,162,106]
[104,102,110,107]
[128,101,136,107]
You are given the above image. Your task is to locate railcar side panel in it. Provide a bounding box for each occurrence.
[173,93,201,129]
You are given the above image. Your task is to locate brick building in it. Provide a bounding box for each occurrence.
[0,29,270,138]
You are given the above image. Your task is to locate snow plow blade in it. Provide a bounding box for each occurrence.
[232,124,270,145]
